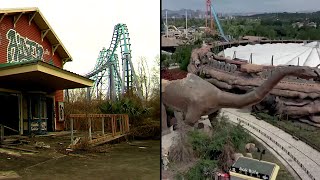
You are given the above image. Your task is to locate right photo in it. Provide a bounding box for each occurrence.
[161,0,320,180]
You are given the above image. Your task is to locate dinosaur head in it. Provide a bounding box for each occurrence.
[290,66,320,80]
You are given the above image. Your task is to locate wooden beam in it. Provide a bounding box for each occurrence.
[14,12,24,28]
[70,118,74,145]
[52,44,60,55]
[101,117,104,135]
[88,118,92,140]
[28,12,37,25]
[0,13,7,24]
[41,29,50,41]
[62,58,71,65]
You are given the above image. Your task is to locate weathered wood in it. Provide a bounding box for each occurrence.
[73,137,81,145]
[88,118,92,141]
[101,117,104,135]
[119,118,123,134]
[69,114,127,118]
[68,114,129,149]
[70,118,74,145]
[0,145,39,153]
[70,132,124,149]
[111,117,115,137]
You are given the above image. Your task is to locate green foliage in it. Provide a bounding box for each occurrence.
[172,45,194,71]
[185,159,218,180]
[169,12,320,40]
[189,115,253,159]
[99,92,150,126]
[161,53,174,68]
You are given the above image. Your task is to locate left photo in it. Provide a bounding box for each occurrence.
[0,0,160,179]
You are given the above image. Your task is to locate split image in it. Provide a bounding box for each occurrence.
[161,0,320,179]
[0,0,160,179]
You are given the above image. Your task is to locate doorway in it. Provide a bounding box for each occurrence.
[46,97,54,132]
[0,93,19,135]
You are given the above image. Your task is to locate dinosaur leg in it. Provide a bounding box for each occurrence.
[185,106,202,126]
[162,103,170,136]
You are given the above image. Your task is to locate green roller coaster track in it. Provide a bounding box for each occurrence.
[85,23,141,100]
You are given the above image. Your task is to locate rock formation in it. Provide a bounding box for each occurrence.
[185,45,320,127]
[162,63,320,127]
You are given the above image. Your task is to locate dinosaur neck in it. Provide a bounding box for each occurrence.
[218,67,296,108]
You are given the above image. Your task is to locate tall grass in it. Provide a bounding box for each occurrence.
[183,115,254,178]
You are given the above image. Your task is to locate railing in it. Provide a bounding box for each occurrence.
[68,114,129,148]
[0,124,19,144]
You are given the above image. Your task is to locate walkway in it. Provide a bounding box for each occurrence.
[221,108,320,180]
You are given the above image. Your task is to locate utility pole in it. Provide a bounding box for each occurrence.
[185,10,188,37]
[165,10,168,37]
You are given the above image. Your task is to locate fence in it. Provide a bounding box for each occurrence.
[68,114,129,148]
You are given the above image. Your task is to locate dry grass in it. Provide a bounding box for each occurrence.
[218,140,235,172]
[76,137,91,150]
[168,120,195,164]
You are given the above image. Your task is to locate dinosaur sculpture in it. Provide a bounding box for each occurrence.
[162,66,320,128]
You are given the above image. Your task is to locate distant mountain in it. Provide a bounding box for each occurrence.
[162,9,320,18]
[162,9,206,19]
[243,11,320,19]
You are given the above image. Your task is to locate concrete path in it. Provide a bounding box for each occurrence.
[221,108,319,180]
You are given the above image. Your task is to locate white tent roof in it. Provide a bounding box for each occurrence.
[223,42,320,67]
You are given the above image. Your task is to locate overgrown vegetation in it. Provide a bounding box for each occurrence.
[161,43,201,71]
[174,114,294,179]
[184,159,218,180]
[189,116,252,159]
[174,115,254,179]
[64,56,160,140]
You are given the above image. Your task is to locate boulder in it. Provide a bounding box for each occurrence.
[233,153,244,161]
[245,143,256,153]
[245,153,253,158]
[195,116,213,136]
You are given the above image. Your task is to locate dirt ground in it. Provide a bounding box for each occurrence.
[0,134,160,180]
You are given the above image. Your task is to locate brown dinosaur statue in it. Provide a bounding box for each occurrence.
[162,66,320,128]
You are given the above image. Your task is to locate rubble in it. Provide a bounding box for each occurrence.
[34,142,50,149]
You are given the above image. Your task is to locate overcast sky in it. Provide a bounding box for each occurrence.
[162,0,320,13]
[0,0,160,75]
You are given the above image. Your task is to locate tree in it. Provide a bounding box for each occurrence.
[136,56,151,101]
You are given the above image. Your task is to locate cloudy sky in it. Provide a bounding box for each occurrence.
[162,0,320,13]
[0,0,160,75]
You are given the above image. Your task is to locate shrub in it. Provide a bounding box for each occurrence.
[185,159,218,180]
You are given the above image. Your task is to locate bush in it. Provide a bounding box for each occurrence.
[172,45,193,71]
[130,118,160,139]
[99,92,150,126]
[185,159,218,180]
[189,116,253,159]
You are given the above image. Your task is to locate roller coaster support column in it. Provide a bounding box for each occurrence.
[86,87,91,101]
[109,64,116,101]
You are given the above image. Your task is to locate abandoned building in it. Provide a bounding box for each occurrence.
[0,8,93,135]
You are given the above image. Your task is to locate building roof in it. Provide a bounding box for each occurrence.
[0,60,93,92]
[161,36,186,47]
[0,7,72,63]
[242,36,269,41]
[230,157,279,180]
[224,41,320,67]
